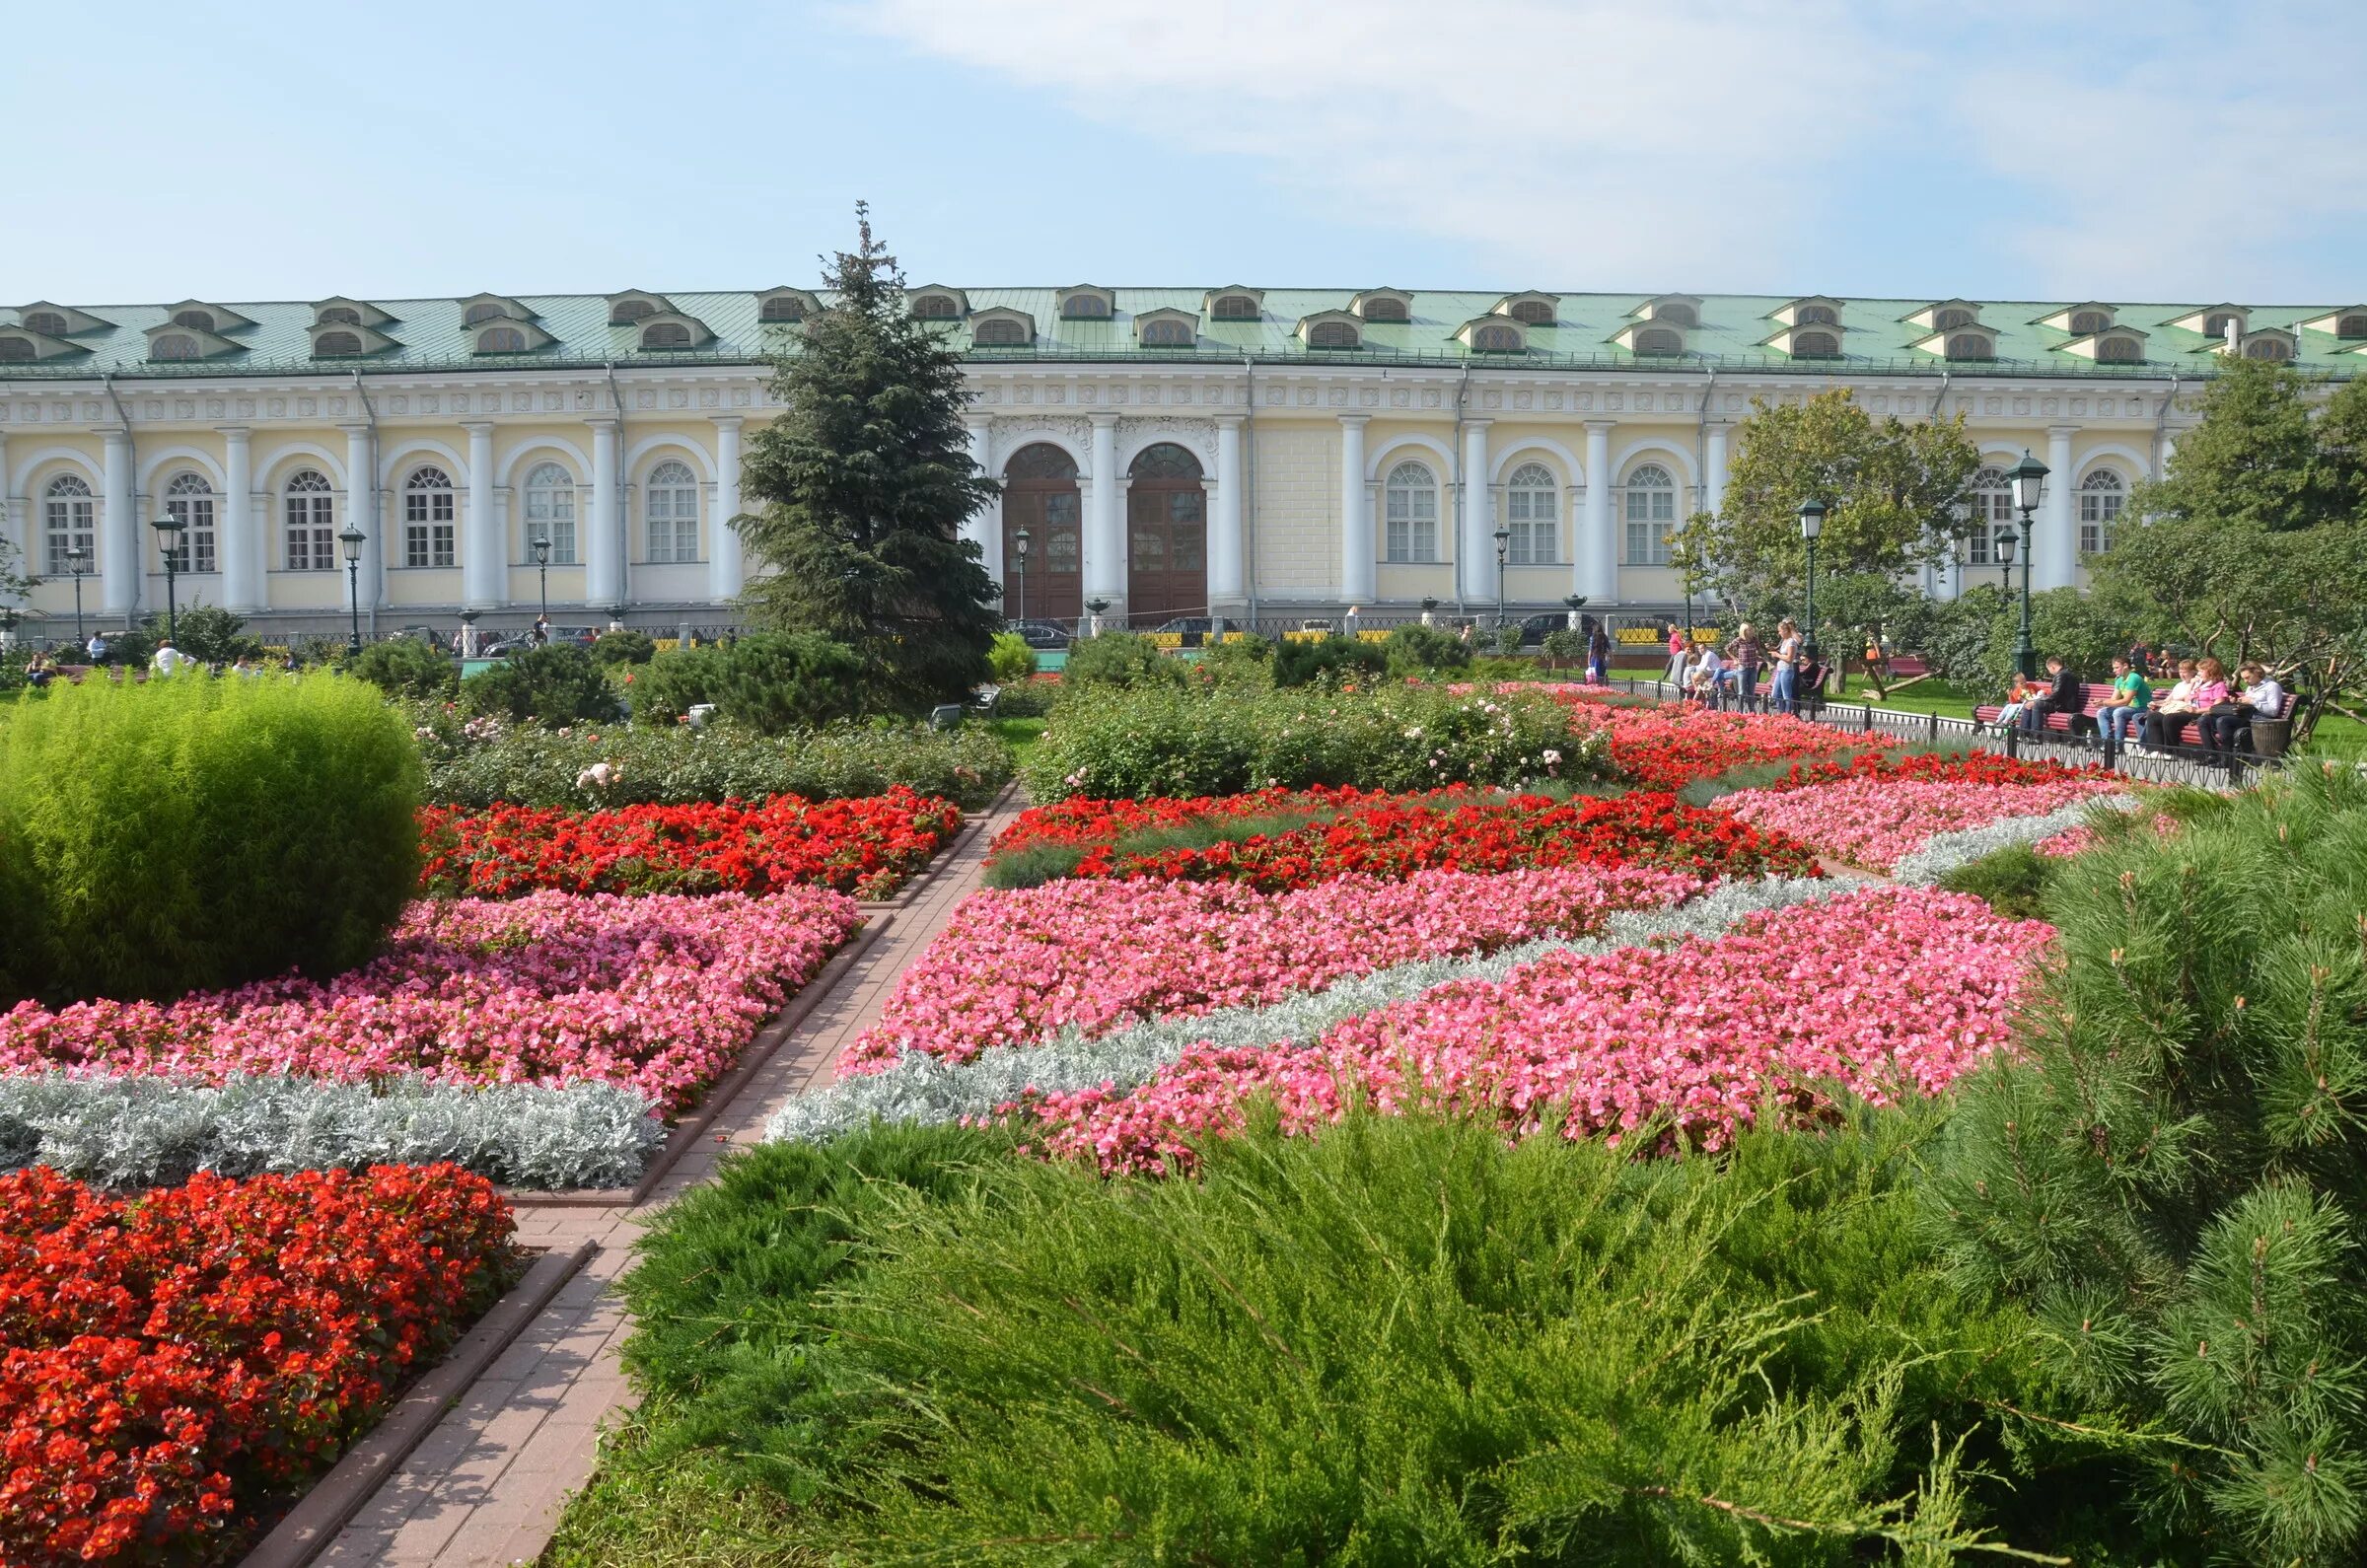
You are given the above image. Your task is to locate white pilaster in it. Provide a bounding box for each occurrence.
[1703,422,1730,516]
[1085,414,1122,613]
[588,418,622,609]
[1338,414,1373,604]
[1460,418,1491,604]
[101,427,135,617]
[1581,420,1615,603]
[709,417,745,604]
[962,415,1000,587]
[2041,424,2077,591]
[461,423,501,608]
[219,427,258,611]
[338,423,383,612]
[1211,415,1245,603]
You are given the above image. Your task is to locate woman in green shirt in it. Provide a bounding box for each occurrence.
[2097,655,2151,750]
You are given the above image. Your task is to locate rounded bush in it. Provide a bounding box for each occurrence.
[1063,632,1182,691]
[986,632,1038,685]
[461,644,616,727]
[346,636,459,701]
[0,672,422,1007]
[709,632,865,735]
[590,628,658,666]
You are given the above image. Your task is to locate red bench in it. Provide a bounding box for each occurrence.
[1974,680,2117,734]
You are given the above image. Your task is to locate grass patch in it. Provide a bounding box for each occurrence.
[1935,842,2058,919]
[983,715,1044,773]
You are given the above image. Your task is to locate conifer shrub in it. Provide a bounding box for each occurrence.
[346,634,459,700]
[1383,621,1472,677]
[1930,761,2367,1564]
[0,672,421,1006]
[589,628,657,666]
[1271,635,1388,687]
[1933,841,2056,919]
[461,643,617,727]
[1062,631,1183,690]
[985,631,1038,685]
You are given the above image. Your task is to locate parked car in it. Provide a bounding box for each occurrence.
[1010,618,1073,651]
[393,624,450,652]
[1150,616,1214,646]
[482,625,598,657]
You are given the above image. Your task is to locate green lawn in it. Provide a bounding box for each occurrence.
[984,716,1044,771]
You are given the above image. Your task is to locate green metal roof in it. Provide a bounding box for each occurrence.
[4,289,2361,381]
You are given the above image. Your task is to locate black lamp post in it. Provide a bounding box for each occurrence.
[1994,529,2016,595]
[1013,527,1031,623]
[1796,497,1825,665]
[150,514,185,644]
[2007,449,2048,681]
[531,530,552,627]
[338,522,367,652]
[1492,528,1512,628]
[65,545,90,647]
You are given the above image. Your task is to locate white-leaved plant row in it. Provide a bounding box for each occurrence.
[764,795,2142,1148]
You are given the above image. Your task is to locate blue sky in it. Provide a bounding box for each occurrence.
[8,0,2366,305]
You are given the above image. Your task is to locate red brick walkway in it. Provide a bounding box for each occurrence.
[313,795,1016,1567]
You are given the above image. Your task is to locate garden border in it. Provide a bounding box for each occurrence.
[235,1237,597,1568]
[501,912,895,1208]
[856,778,1017,913]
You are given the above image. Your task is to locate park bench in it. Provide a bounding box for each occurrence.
[1973,680,2116,736]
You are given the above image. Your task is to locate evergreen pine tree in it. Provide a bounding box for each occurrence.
[737,206,1000,712]
[1929,766,2367,1563]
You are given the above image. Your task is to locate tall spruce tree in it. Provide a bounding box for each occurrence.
[737,206,1000,712]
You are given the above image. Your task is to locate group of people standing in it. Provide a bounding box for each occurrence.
[1670,619,1822,714]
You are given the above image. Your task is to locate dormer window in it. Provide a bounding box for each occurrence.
[2070,310,2111,335]
[614,300,656,322]
[1933,308,1975,331]
[153,333,201,360]
[643,321,690,348]
[319,307,361,326]
[1495,292,1558,325]
[634,312,711,351]
[2343,315,2367,339]
[2097,334,2142,363]
[463,302,514,325]
[970,309,1036,347]
[1301,313,1362,350]
[1354,290,1411,323]
[608,291,673,325]
[1946,332,1993,361]
[2205,312,2239,339]
[2242,332,2293,361]
[1791,330,1841,357]
[1653,302,1696,326]
[757,288,820,323]
[1208,291,1262,321]
[1459,319,1525,354]
[1134,309,1198,348]
[1774,297,1845,328]
[909,288,967,321]
[314,331,364,357]
[1797,305,1838,327]
[1631,326,1684,356]
[172,309,216,332]
[0,324,81,363]
[1057,287,1113,320]
[23,311,67,335]
[476,326,528,353]
[0,338,32,363]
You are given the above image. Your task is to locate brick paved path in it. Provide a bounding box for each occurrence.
[314,795,1016,1567]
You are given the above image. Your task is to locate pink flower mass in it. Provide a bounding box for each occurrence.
[1719,776,2125,870]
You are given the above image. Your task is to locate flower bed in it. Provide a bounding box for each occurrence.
[991,786,1820,888]
[0,1163,513,1567]
[1020,887,2044,1175]
[836,865,1708,1076]
[418,787,963,900]
[1722,773,2126,871]
[0,891,859,1117]
[1554,700,1883,790]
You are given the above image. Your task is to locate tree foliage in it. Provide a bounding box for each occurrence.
[738,206,1000,714]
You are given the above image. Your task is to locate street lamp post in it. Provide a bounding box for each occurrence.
[150,515,185,644]
[2007,450,2048,681]
[1492,528,1512,629]
[65,546,90,647]
[1013,527,1031,624]
[1795,498,1826,667]
[531,531,552,627]
[338,522,367,652]
[1994,529,2017,595]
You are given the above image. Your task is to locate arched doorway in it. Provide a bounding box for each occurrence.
[1126,442,1206,625]
[1001,443,1082,626]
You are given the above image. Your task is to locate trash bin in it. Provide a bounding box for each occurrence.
[2249,716,2291,759]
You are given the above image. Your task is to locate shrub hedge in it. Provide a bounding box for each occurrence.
[0,672,421,1006]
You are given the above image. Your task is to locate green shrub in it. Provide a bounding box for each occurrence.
[705,632,864,735]
[1061,631,1182,690]
[419,716,1014,810]
[461,643,617,727]
[0,672,420,1007]
[1271,635,1388,687]
[1541,627,1586,668]
[1934,841,2057,919]
[986,631,1038,685]
[1383,621,1471,677]
[1022,681,1609,801]
[169,605,265,666]
[986,678,1054,718]
[624,643,725,727]
[1193,634,1274,689]
[590,628,658,666]
[346,636,458,701]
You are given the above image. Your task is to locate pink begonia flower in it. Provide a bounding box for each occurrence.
[1720,777,2123,871]
[1020,887,2048,1175]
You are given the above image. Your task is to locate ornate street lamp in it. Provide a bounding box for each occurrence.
[2007,449,2048,680]
[531,530,553,628]
[338,522,367,652]
[64,545,90,647]
[150,514,186,644]
[1994,528,2016,595]
[1492,528,1512,629]
[1013,526,1031,624]
[1796,497,1826,666]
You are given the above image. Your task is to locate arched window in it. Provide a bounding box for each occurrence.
[2069,310,2111,335]
[1791,331,1840,358]
[1308,320,1358,350]
[523,463,578,565]
[1001,443,1083,622]
[1211,294,1258,321]
[476,326,527,353]
[1655,302,1697,326]
[1623,463,1677,565]
[611,299,657,323]
[2079,470,2124,555]
[0,337,34,363]
[1061,294,1110,319]
[1383,460,1438,562]
[1360,298,1408,322]
[1633,326,1682,356]
[911,294,958,320]
[2097,335,2141,363]
[1508,299,1553,324]
[1141,319,1193,347]
[760,295,804,322]
[25,311,68,335]
[1126,443,1206,621]
[315,331,363,357]
[284,468,334,571]
[1796,305,1838,326]
[403,467,457,568]
[163,472,217,573]
[463,302,509,325]
[1946,333,1992,361]
[151,334,200,360]
[2245,337,2290,361]
[973,318,1028,346]
[172,310,216,331]
[1964,465,2013,565]
[1470,323,1521,353]
[2339,314,2367,339]
[42,474,95,576]
[646,460,699,562]
[318,306,361,326]
[642,321,691,349]
[2203,312,2238,339]
[1505,463,1558,565]
[1934,308,1975,331]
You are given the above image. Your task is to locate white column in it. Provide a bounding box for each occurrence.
[460,422,501,608]
[588,418,622,609]
[1703,422,1730,516]
[709,417,745,604]
[2040,424,2077,591]
[1338,414,1373,605]
[1085,414,1122,614]
[961,415,1000,587]
[219,427,259,611]
[1210,415,1245,603]
[1580,420,1615,603]
[1460,419,1492,604]
[101,426,136,618]
[339,422,381,612]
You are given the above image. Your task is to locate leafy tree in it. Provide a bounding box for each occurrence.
[2133,356,2363,534]
[738,206,1000,713]
[167,605,265,665]
[1704,388,1980,612]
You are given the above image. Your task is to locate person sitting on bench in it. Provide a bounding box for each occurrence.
[2198,662,2286,756]
[2019,656,2084,736]
[2143,657,2227,751]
